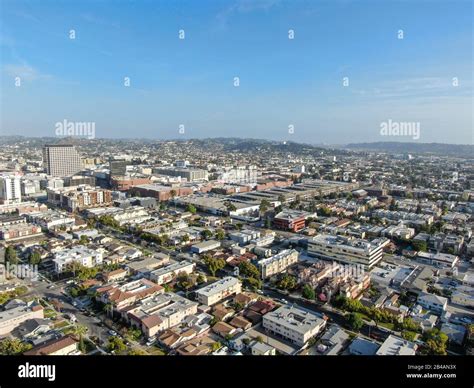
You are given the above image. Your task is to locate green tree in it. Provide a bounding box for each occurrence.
[239,261,260,279]
[108,336,127,353]
[422,328,448,355]
[224,201,237,212]
[347,312,364,331]
[259,199,271,214]
[318,206,331,217]
[0,338,32,355]
[186,204,197,214]
[302,284,315,300]
[244,277,262,290]
[5,246,18,264]
[412,240,427,252]
[29,251,42,265]
[211,341,222,352]
[176,272,195,291]
[277,274,297,290]
[79,235,89,244]
[197,273,206,284]
[201,229,213,240]
[401,330,417,342]
[215,229,226,240]
[203,256,226,276]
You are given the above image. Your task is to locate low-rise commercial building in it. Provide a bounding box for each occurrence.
[274,210,307,232]
[190,240,221,254]
[0,302,44,336]
[307,234,389,269]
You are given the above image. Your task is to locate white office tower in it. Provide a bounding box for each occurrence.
[175,160,190,168]
[293,165,305,174]
[43,144,82,177]
[0,174,22,204]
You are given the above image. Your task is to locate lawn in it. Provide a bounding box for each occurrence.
[149,345,166,355]
[53,320,70,329]
[44,309,57,319]
[379,322,396,331]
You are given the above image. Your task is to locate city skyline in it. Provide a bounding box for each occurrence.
[1,0,472,144]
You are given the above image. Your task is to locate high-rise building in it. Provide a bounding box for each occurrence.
[43,145,82,177]
[109,159,128,177]
[0,174,22,204]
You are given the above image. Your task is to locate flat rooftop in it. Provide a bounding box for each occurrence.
[195,277,240,297]
[263,304,325,335]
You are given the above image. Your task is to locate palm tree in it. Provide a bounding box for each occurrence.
[103,302,114,318]
[169,190,177,210]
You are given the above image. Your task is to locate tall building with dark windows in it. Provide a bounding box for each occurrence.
[43,145,82,177]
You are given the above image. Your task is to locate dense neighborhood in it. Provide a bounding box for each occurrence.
[0,137,473,357]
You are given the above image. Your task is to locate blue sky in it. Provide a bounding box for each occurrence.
[1,0,472,144]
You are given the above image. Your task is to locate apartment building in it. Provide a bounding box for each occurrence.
[26,210,75,231]
[96,279,164,312]
[307,234,390,269]
[126,292,199,337]
[148,260,195,285]
[195,277,242,306]
[52,246,103,273]
[262,305,327,347]
[47,185,112,211]
[258,249,299,279]
[417,293,448,314]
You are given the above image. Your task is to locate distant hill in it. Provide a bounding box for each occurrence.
[345,142,474,157]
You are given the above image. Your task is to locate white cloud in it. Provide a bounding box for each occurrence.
[3,64,52,81]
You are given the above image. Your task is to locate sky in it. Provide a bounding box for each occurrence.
[0,0,472,144]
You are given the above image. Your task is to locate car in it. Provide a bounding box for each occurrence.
[108,330,118,336]
[65,314,77,323]
[280,299,288,304]
[145,337,156,346]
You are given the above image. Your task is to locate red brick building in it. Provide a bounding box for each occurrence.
[273,210,306,232]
